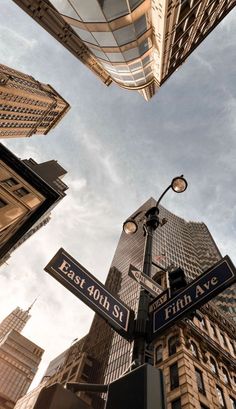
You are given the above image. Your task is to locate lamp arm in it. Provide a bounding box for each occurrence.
[155,184,172,208]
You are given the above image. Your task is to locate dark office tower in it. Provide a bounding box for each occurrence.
[80,198,235,409]
[0,63,70,139]
[12,0,235,101]
[0,143,68,265]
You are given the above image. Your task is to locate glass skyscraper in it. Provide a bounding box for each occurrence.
[80,198,235,408]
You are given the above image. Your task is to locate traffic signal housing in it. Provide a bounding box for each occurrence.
[168,267,187,296]
[33,383,91,409]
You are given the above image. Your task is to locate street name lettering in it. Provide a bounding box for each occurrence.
[58,258,124,322]
[128,264,163,297]
[149,256,236,339]
[45,248,133,338]
[149,288,171,313]
[164,276,218,320]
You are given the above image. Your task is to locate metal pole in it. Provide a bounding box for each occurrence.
[132,207,159,365]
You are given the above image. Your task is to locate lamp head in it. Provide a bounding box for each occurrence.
[123,219,138,235]
[171,175,188,193]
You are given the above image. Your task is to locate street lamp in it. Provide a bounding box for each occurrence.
[123,175,188,366]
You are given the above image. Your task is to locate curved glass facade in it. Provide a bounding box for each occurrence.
[50,0,154,89]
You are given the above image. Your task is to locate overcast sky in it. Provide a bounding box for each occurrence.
[0,0,235,390]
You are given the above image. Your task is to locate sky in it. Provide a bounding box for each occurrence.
[0,0,235,391]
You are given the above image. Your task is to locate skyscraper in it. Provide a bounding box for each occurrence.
[0,143,68,265]
[0,63,70,138]
[12,0,235,100]
[12,199,236,409]
[79,198,236,408]
[0,306,31,339]
[0,305,44,409]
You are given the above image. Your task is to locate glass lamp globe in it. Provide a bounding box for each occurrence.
[123,220,138,235]
[171,176,188,193]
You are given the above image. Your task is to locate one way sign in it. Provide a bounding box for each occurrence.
[128,265,163,297]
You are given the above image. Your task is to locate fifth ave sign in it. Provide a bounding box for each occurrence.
[149,256,236,340]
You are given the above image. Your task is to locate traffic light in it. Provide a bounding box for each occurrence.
[105,364,166,409]
[33,383,91,409]
[168,267,187,296]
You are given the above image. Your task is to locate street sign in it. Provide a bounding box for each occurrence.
[128,264,164,297]
[149,256,236,340]
[45,248,134,339]
[149,288,171,313]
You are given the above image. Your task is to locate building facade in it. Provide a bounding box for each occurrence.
[0,305,43,409]
[12,0,235,100]
[0,63,70,138]
[0,143,68,265]
[0,330,43,409]
[80,198,236,408]
[0,307,31,339]
[12,199,236,409]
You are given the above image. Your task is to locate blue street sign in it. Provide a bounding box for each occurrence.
[149,256,236,340]
[45,248,134,339]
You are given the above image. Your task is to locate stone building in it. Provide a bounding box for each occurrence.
[0,143,68,265]
[0,63,70,139]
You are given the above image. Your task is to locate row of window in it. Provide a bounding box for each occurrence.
[170,362,236,409]
[72,13,148,47]
[52,0,144,23]
[1,178,30,199]
[155,335,236,386]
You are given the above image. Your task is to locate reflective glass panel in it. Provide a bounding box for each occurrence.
[89,47,109,60]
[92,32,117,46]
[106,52,125,62]
[98,0,129,21]
[123,47,140,61]
[70,0,106,22]
[139,39,151,55]
[50,0,80,19]
[72,26,98,44]
[130,61,142,71]
[129,0,144,10]
[134,15,147,37]
[113,25,136,46]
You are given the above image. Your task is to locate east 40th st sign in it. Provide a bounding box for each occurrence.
[149,256,236,341]
[45,248,134,339]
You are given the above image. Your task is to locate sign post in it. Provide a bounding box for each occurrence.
[45,248,134,339]
[148,256,236,341]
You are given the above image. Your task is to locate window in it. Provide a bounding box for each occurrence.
[229,396,236,409]
[113,24,136,46]
[155,345,163,364]
[222,367,231,386]
[2,177,18,187]
[168,336,178,356]
[0,198,7,208]
[220,333,227,348]
[216,385,226,408]
[14,187,29,197]
[210,324,217,338]
[190,342,199,360]
[98,0,129,21]
[201,317,207,330]
[210,357,218,376]
[195,368,205,395]
[230,341,236,355]
[171,398,181,409]
[170,362,179,390]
